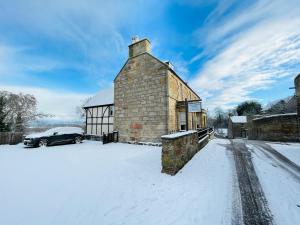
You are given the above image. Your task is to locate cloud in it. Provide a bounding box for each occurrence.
[0,44,64,80]
[0,84,91,121]
[191,0,300,111]
[0,0,169,122]
[0,0,169,84]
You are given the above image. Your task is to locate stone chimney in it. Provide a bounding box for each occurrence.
[128,37,151,58]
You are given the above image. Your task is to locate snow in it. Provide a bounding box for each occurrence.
[247,143,300,225]
[268,142,300,165]
[230,116,247,123]
[25,127,84,138]
[252,113,297,121]
[0,139,234,225]
[161,130,197,139]
[84,88,114,107]
[215,128,228,137]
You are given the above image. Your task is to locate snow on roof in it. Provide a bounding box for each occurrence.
[230,116,247,123]
[84,88,114,107]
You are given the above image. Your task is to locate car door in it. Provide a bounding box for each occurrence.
[60,133,74,144]
[50,131,66,145]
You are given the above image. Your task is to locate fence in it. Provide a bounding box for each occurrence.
[197,127,214,141]
[0,132,24,145]
[103,131,119,144]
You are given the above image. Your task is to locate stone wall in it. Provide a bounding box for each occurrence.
[228,121,246,139]
[295,74,300,138]
[114,53,168,142]
[295,74,300,116]
[248,113,299,142]
[161,131,210,175]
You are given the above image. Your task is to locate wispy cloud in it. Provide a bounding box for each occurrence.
[0,44,64,78]
[0,0,168,120]
[191,0,300,110]
[0,0,169,82]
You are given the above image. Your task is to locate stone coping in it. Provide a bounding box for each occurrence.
[161,130,197,140]
[253,113,297,121]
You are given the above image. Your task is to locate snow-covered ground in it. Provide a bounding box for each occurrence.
[247,142,300,225]
[0,139,234,225]
[269,142,300,165]
[1,139,299,225]
[215,128,228,137]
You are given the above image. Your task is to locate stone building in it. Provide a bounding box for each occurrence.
[244,73,300,142]
[84,37,207,142]
[228,116,247,139]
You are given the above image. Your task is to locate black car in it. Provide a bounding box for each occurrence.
[24,127,84,147]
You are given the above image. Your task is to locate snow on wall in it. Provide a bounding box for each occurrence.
[161,130,197,139]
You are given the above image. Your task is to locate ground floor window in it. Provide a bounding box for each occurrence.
[179,112,186,131]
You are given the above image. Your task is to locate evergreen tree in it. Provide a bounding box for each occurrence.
[0,95,10,132]
[236,101,262,116]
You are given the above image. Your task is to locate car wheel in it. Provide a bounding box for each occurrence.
[39,139,48,147]
[74,136,82,144]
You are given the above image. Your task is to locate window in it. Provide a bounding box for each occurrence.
[179,112,186,131]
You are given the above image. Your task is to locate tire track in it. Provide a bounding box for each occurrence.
[229,140,274,225]
[248,141,300,182]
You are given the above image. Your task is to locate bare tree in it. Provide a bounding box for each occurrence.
[265,95,296,114]
[76,97,92,120]
[1,91,50,132]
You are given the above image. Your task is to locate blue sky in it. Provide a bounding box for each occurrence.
[0,0,299,120]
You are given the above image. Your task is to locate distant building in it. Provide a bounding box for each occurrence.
[84,37,207,142]
[228,116,247,139]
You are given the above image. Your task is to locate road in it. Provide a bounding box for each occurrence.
[226,138,300,225]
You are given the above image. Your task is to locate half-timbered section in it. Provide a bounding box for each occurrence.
[83,89,114,136]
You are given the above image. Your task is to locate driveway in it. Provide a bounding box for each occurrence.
[227,138,300,225]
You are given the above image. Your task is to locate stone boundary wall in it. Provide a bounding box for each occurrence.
[248,113,299,142]
[161,130,211,175]
[295,74,300,138]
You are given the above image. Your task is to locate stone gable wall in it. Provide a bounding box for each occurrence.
[114,54,168,142]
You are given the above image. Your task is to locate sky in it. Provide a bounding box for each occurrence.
[0,0,299,121]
